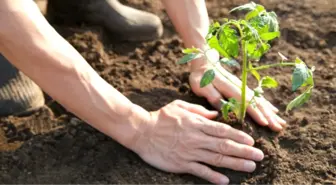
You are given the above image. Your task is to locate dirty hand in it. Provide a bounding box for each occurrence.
[130,100,264,185]
[189,57,286,132]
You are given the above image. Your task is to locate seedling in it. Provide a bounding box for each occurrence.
[178,2,315,124]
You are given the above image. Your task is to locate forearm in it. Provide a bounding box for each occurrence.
[162,0,209,69]
[0,0,148,148]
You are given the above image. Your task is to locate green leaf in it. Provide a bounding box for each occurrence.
[207,36,230,58]
[249,62,261,81]
[200,69,215,88]
[230,2,257,13]
[245,5,265,20]
[295,57,304,64]
[229,98,241,118]
[253,87,264,97]
[261,76,278,88]
[182,47,200,54]
[206,22,221,40]
[260,31,280,41]
[177,53,202,64]
[218,26,239,58]
[286,87,312,113]
[292,63,310,91]
[221,100,231,120]
[246,41,270,60]
[219,58,240,67]
[248,11,279,34]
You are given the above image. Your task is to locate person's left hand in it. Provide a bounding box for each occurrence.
[188,56,286,132]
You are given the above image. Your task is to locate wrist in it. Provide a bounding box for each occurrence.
[108,103,152,152]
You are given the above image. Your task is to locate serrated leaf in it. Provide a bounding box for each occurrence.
[246,41,270,61]
[200,69,215,88]
[286,88,312,112]
[230,2,257,13]
[260,31,280,41]
[245,5,265,20]
[219,58,240,67]
[207,36,230,58]
[182,47,200,54]
[218,26,239,58]
[177,53,202,64]
[249,62,261,81]
[206,22,221,40]
[292,63,309,91]
[261,76,278,88]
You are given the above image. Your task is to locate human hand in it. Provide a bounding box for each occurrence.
[130,100,264,185]
[189,56,286,131]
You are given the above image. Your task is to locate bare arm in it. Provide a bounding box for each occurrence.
[161,0,209,70]
[0,1,265,184]
[0,0,148,148]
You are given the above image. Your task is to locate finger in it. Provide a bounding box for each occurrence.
[262,98,279,113]
[201,137,264,161]
[256,102,283,131]
[192,149,257,173]
[275,114,287,126]
[173,100,218,119]
[187,162,229,185]
[247,106,269,126]
[197,118,254,146]
[199,84,224,110]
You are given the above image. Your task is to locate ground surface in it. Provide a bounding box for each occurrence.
[1,0,335,184]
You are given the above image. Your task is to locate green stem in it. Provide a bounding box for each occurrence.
[247,95,256,108]
[240,41,248,123]
[230,21,248,123]
[249,62,295,71]
[203,52,242,90]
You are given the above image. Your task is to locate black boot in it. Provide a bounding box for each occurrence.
[0,55,45,117]
[46,0,163,41]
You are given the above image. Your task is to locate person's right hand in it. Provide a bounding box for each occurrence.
[130,100,264,185]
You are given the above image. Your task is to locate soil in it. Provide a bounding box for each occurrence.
[1,0,335,184]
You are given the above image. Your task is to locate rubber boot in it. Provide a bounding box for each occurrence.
[0,55,45,117]
[46,0,163,41]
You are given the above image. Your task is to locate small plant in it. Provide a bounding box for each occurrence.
[178,2,315,124]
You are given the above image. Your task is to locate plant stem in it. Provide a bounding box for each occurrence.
[240,41,248,123]
[249,62,295,71]
[203,52,242,90]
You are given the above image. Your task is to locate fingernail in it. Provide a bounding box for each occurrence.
[262,117,269,125]
[277,115,287,125]
[219,176,229,185]
[252,149,264,161]
[244,161,256,172]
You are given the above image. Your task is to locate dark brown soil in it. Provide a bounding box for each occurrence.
[1,0,335,184]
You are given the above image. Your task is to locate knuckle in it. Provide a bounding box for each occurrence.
[198,166,211,178]
[218,139,233,154]
[217,123,231,135]
[212,154,224,166]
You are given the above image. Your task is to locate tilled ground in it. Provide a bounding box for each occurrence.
[0,0,335,184]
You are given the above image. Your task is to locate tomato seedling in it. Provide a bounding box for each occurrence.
[178,2,315,123]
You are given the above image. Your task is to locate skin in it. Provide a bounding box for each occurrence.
[0,0,285,184]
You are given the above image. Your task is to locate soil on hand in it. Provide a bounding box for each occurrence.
[1,0,335,184]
